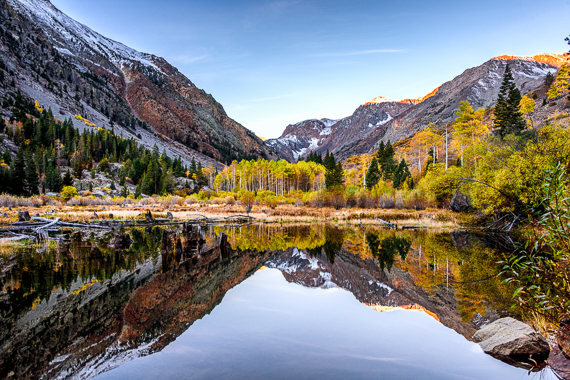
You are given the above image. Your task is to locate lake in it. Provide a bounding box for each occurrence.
[0,224,558,379]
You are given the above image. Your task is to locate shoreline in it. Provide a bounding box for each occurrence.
[0,204,471,229]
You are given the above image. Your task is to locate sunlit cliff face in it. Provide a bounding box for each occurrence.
[365,303,441,322]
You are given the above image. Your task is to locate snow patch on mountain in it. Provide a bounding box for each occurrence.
[8,0,160,70]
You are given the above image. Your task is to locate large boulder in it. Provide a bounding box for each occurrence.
[450,187,471,212]
[473,317,550,368]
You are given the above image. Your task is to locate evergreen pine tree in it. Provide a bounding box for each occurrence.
[378,141,396,179]
[365,158,380,189]
[62,168,73,187]
[110,181,116,190]
[325,153,344,190]
[11,147,26,195]
[25,151,39,195]
[3,151,11,165]
[393,159,411,189]
[495,64,526,138]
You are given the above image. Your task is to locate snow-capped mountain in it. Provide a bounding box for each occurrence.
[265,118,338,162]
[314,99,417,158]
[333,53,568,160]
[268,53,568,162]
[0,0,274,166]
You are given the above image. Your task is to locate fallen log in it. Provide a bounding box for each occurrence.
[375,217,397,228]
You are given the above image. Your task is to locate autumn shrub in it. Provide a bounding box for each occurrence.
[39,194,60,207]
[120,197,135,205]
[357,191,376,209]
[345,193,357,208]
[0,194,41,207]
[137,197,153,206]
[197,190,209,201]
[264,196,278,209]
[394,194,405,209]
[61,186,78,202]
[378,194,395,209]
[327,191,346,210]
[160,195,182,207]
[225,196,236,205]
[469,127,570,214]
[184,195,198,205]
[419,164,461,206]
[239,191,255,207]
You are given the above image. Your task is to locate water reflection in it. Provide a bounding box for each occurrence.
[0,223,539,379]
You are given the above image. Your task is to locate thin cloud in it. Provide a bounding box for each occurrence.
[313,49,407,57]
[171,53,209,64]
[249,93,297,102]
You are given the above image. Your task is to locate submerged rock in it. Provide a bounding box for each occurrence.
[473,317,550,368]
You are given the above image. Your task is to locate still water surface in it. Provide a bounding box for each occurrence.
[0,224,558,379]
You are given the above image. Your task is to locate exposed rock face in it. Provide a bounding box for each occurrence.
[265,118,337,162]
[315,100,416,159]
[473,317,550,368]
[314,54,568,161]
[1,0,273,166]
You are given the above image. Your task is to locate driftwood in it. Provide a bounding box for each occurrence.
[375,217,397,229]
[483,212,520,233]
[0,212,256,243]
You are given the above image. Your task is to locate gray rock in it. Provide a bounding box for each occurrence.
[92,190,109,198]
[450,187,471,212]
[166,211,173,219]
[18,210,30,221]
[473,317,550,368]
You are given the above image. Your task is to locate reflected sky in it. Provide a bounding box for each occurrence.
[96,269,554,380]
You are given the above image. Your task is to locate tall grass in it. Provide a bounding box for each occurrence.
[0,194,60,207]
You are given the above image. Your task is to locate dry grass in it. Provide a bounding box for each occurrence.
[0,198,465,228]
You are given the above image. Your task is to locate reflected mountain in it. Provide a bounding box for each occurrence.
[0,224,515,379]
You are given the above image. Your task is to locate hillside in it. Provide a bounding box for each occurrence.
[0,0,274,167]
[268,53,568,162]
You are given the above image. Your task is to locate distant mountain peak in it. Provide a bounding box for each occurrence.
[365,96,420,106]
[491,53,568,67]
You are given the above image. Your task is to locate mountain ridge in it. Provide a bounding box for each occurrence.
[267,52,568,162]
[1,0,274,166]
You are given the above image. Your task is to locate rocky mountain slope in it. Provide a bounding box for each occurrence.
[334,54,568,159]
[266,98,417,162]
[269,54,567,162]
[0,0,273,167]
[315,98,420,159]
[265,118,337,162]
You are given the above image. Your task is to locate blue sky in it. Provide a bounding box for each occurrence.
[51,0,570,138]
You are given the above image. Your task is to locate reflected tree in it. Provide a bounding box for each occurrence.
[322,226,345,264]
[366,233,412,271]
